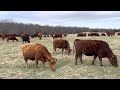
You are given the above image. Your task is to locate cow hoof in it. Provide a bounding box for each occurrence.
[100,65,104,67]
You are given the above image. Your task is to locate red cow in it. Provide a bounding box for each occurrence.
[7,36,18,42]
[73,39,118,67]
[53,39,72,55]
[22,43,57,71]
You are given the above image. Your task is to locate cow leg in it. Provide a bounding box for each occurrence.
[79,54,83,64]
[54,47,57,54]
[42,60,45,68]
[75,54,79,65]
[35,59,39,68]
[98,57,103,66]
[62,48,64,54]
[24,58,28,67]
[92,55,97,65]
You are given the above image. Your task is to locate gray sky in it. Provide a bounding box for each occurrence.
[0,11,120,29]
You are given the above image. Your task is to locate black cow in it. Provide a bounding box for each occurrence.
[22,36,30,44]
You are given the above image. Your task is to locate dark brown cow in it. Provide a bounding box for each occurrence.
[53,39,72,55]
[77,33,86,37]
[101,33,106,36]
[52,34,62,39]
[106,32,115,36]
[22,43,57,71]
[118,33,120,35]
[88,33,100,36]
[7,36,18,42]
[31,34,38,38]
[73,39,118,67]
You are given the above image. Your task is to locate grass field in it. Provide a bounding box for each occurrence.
[0,34,120,79]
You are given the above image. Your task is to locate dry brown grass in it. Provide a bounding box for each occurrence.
[0,34,120,79]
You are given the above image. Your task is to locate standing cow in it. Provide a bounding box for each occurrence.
[22,43,57,71]
[21,34,30,44]
[38,33,42,40]
[73,39,118,67]
[53,39,72,55]
[7,36,18,42]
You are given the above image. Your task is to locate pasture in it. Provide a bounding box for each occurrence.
[0,34,120,79]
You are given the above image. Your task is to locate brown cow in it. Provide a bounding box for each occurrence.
[73,39,118,67]
[52,34,62,39]
[53,39,72,55]
[88,33,100,36]
[101,33,106,36]
[2,35,7,40]
[7,36,18,42]
[63,33,68,37]
[38,33,42,40]
[77,33,86,37]
[22,43,57,71]
[106,32,115,36]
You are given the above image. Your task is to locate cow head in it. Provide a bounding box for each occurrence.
[68,49,72,55]
[47,57,57,71]
[109,55,118,67]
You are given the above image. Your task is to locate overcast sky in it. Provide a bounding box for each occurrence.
[0,11,120,29]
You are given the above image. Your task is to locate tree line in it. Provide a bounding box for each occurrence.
[0,20,119,35]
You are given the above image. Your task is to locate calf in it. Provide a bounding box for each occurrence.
[73,39,118,67]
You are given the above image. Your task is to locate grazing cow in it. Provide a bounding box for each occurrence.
[52,34,62,39]
[2,35,7,40]
[22,43,57,71]
[7,36,18,42]
[21,34,30,43]
[31,34,38,38]
[88,33,100,36]
[53,39,72,55]
[77,33,86,37]
[101,33,106,36]
[106,32,115,36]
[63,33,68,37]
[38,33,42,40]
[73,39,118,67]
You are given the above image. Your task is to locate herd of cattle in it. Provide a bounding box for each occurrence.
[0,31,119,71]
